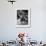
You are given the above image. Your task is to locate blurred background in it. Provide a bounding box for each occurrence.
[0,0,46,45]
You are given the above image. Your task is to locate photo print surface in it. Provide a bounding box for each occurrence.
[17,10,28,25]
[16,8,31,28]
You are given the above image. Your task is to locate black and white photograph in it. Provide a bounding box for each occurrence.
[17,10,28,25]
[16,8,31,28]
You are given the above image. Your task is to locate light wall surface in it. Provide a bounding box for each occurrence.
[0,0,46,42]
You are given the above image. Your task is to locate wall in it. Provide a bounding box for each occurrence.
[0,0,46,42]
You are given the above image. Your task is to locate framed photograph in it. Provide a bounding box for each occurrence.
[16,8,31,28]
